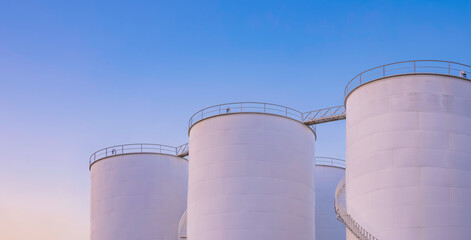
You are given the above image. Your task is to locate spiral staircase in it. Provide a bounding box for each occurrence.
[334,177,378,240]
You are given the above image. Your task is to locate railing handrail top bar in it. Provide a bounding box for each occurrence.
[345,60,471,97]
[176,143,189,148]
[188,102,307,131]
[350,60,471,82]
[316,156,346,168]
[90,143,179,157]
[316,156,345,161]
[189,102,304,120]
[304,105,344,113]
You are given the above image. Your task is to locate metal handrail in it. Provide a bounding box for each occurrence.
[89,143,344,168]
[188,102,305,130]
[89,143,183,168]
[90,104,350,168]
[316,156,345,169]
[345,60,471,97]
[176,143,189,157]
[303,105,346,125]
[335,177,378,240]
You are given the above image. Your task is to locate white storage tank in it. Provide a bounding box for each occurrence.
[89,144,188,240]
[345,61,471,240]
[315,157,346,240]
[178,157,345,240]
[187,102,316,240]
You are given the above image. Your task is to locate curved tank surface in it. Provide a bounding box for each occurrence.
[178,157,344,240]
[90,145,188,240]
[187,105,316,240]
[315,157,346,240]
[346,73,471,240]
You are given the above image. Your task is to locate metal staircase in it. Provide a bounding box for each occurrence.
[334,177,378,240]
[177,210,187,239]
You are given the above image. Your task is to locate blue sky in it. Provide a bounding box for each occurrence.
[1,0,470,239]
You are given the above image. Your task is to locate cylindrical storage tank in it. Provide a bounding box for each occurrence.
[345,62,471,240]
[315,157,346,240]
[187,102,316,240]
[89,144,188,240]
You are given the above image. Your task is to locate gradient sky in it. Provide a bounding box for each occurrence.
[1,0,470,239]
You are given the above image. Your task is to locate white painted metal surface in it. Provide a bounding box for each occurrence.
[346,74,471,240]
[188,112,316,240]
[315,159,346,240]
[178,157,345,240]
[90,153,188,240]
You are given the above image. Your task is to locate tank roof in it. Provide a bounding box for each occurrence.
[89,143,188,169]
[188,102,314,133]
[345,60,471,100]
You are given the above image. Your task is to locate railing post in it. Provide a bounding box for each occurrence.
[414,61,416,72]
[359,74,362,84]
[448,62,451,74]
[218,105,221,114]
[106,148,108,157]
[141,144,143,152]
[122,145,124,154]
[285,107,288,117]
[383,65,385,77]
[264,103,266,113]
[240,103,243,112]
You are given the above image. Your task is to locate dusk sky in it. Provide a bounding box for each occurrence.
[1,0,470,239]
